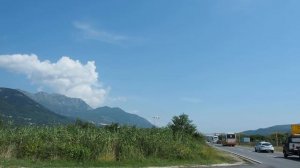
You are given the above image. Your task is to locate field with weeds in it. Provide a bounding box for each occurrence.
[0,120,235,167]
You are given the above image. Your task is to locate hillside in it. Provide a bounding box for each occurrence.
[24,91,154,128]
[23,91,92,117]
[0,88,72,125]
[242,124,291,135]
[78,106,154,128]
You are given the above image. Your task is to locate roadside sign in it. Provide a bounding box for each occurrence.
[242,137,250,143]
[291,124,300,134]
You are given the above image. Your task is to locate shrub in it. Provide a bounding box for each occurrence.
[0,122,212,163]
[168,114,197,137]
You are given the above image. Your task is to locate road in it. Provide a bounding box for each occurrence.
[213,144,300,168]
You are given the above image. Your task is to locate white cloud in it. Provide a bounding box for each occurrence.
[0,54,107,108]
[108,96,127,102]
[73,21,127,44]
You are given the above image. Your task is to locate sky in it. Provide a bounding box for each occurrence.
[0,0,300,133]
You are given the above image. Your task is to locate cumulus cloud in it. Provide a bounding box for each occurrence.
[73,21,127,44]
[0,54,107,108]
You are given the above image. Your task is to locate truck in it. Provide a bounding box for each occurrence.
[221,133,236,146]
[283,124,300,158]
[206,135,219,143]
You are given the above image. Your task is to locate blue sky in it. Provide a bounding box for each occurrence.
[0,0,300,133]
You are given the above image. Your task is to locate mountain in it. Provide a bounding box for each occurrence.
[23,91,92,117]
[0,88,72,125]
[24,91,154,128]
[242,124,291,135]
[77,106,154,128]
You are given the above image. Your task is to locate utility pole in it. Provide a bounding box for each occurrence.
[276,132,279,147]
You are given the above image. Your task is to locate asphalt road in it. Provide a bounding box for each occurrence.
[213,144,300,168]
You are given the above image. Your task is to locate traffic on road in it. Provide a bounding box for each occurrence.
[213,144,300,168]
[207,124,300,167]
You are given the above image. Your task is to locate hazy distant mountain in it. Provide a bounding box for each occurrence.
[0,88,72,125]
[24,91,154,128]
[242,124,291,135]
[23,91,92,117]
[77,106,154,128]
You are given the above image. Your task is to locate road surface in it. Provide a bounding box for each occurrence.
[213,144,300,168]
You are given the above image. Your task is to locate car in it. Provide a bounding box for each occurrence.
[254,141,274,153]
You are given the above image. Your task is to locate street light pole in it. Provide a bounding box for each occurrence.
[276,132,279,147]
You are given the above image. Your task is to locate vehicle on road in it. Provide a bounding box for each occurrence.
[206,135,219,143]
[221,133,236,146]
[283,124,300,158]
[254,141,274,153]
[212,135,219,143]
[283,134,300,158]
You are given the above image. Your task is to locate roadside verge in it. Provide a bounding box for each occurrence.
[211,144,262,165]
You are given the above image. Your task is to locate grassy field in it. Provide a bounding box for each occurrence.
[0,123,236,167]
[0,152,234,168]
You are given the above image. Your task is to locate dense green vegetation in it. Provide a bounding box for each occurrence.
[169,114,197,136]
[0,116,234,167]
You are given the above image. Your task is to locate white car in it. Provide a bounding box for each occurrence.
[255,142,274,153]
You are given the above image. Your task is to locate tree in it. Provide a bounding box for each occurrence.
[105,123,120,132]
[0,116,3,128]
[250,134,266,142]
[74,118,95,129]
[168,114,197,136]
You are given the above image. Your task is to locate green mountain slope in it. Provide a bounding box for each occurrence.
[23,91,92,117]
[0,88,72,125]
[242,124,291,135]
[77,106,154,128]
[24,91,154,128]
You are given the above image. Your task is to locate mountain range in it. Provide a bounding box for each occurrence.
[0,88,71,125]
[23,91,92,117]
[242,124,292,135]
[1,87,296,131]
[0,87,153,127]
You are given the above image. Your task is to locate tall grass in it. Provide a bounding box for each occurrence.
[0,123,232,165]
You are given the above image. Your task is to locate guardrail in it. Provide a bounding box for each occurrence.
[210,144,262,164]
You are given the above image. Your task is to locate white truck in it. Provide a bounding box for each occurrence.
[206,135,219,143]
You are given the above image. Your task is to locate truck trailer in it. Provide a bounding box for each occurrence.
[283,124,300,158]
